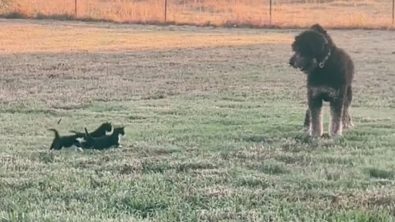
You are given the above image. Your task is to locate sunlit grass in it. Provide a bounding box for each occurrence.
[0,0,393,29]
[0,21,291,53]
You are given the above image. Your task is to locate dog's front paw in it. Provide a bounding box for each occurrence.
[300,127,310,134]
[343,121,354,129]
[342,112,354,129]
[321,133,330,139]
[309,129,323,138]
[330,133,344,140]
[329,127,343,138]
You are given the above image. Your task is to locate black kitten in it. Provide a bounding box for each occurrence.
[83,126,125,150]
[48,129,82,150]
[70,122,112,138]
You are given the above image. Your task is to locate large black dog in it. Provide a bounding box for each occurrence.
[289,24,354,138]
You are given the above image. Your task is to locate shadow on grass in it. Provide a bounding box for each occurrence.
[118,197,168,218]
[141,160,218,174]
[366,167,394,179]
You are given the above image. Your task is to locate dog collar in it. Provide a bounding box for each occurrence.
[319,48,331,68]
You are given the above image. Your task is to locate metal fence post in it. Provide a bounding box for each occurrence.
[75,0,78,18]
[392,0,394,25]
[269,0,272,25]
[164,0,168,22]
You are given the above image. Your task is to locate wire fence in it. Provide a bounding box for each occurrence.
[1,0,394,28]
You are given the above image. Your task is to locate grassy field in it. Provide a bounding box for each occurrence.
[0,0,393,29]
[1,18,395,221]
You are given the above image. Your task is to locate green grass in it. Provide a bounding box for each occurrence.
[1,20,395,221]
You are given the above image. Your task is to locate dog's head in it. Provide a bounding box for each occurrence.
[289,24,332,73]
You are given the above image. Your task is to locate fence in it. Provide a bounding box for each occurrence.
[1,0,394,28]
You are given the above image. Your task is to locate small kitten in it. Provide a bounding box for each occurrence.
[83,126,125,150]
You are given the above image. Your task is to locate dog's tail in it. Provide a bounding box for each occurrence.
[48,128,60,139]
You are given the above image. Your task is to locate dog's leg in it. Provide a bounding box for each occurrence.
[329,88,346,137]
[308,93,323,138]
[342,85,353,129]
[303,109,310,133]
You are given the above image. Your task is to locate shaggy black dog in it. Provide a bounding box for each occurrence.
[289,24,355,138]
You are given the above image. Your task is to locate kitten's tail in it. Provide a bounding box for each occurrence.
[84,128,91,138]
[48,128,60,150]
[48,128,60,139]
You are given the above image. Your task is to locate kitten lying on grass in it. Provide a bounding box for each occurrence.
[83,126,125,150]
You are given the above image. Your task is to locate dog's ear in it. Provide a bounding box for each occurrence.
[319,33,328,47]
[308,33,328,55]
[310,23,327,34]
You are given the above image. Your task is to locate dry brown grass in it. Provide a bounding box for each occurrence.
[0,20,291,54]
[1,0,393,29]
